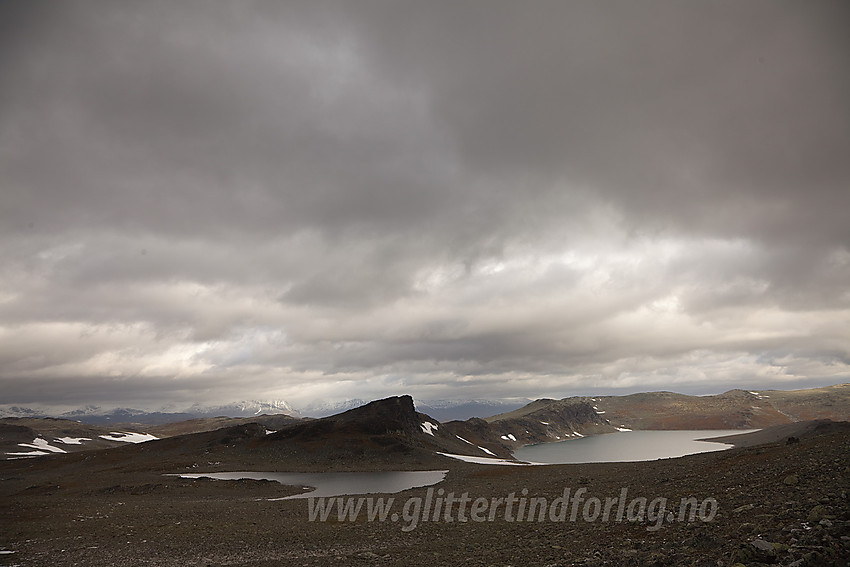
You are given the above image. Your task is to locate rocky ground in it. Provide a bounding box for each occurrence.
[1,425,849,566]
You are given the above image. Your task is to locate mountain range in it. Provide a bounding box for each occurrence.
[0,397,529,423]
[3,383,848,462]
[0,400,300,425]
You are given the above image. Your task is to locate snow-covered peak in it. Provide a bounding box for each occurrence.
[184,400,298,417]
[299,399,369,418]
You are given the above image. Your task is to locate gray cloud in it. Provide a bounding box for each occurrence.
[1,1,848,409]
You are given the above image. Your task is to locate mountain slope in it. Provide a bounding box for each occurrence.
[0,417,157,458]
[572,383,850,430]
[700,418,850,447]
[440,399,615,452]
[262,395,509,465]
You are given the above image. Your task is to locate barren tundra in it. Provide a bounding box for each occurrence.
[2,395,850,566]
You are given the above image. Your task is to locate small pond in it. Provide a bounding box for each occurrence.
[175,470,448,500]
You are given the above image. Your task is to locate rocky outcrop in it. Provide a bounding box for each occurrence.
[443,399,616,451]
[261,395,503,463]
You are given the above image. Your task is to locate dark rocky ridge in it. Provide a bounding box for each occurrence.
[261,395,515,464]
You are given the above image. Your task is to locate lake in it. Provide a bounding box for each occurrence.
[176,470,448,500]
[513,429,756,464]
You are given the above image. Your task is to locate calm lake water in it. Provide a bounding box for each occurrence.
[177,470,448,500]
[514,430,756,464]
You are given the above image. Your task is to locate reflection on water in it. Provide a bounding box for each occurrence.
[176,470,448,499]
[514,430,757,464]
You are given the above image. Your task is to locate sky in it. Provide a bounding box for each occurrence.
[1,1,849,411]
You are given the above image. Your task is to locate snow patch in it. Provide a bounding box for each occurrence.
[455,435,474,445]
[499,433,517,441]
[56,437,91,444]
[99,432,158,443]
[420,422,439,436]
[540,421,549,425]
[615,427,632,432]
[4,450,52,457]
[477,446,496,456]
[436,452,538,466]
[19,438,66,453]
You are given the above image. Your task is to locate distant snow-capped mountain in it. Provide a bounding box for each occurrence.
[0,405,51,418]
[0,397,530,424]
[298,399,369,418]
[61,406,149,418]
[184,400,298,417]
[0,400,300,425]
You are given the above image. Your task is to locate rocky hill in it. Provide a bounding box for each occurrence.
[0,413,304,460]
[260,395,513,466]
[145,414,303,437]
[0,417,158,458]
[537,383,850,431]
[441,398,614,452]
[0,396,521,470]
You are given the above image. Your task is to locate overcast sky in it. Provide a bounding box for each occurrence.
[1,1,848,410]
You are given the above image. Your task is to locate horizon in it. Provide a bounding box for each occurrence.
[3,381,847,418]
[1,1,848,410]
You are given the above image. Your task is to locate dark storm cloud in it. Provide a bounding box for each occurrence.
[342,0,850,244]
[0,0,460,240]
[0,1,848,409]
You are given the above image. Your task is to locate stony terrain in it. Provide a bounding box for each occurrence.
[1,395,849,566]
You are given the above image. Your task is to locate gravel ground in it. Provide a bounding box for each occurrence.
[2,430,849,566]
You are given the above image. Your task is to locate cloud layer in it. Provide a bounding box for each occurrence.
[1,1,848,408]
